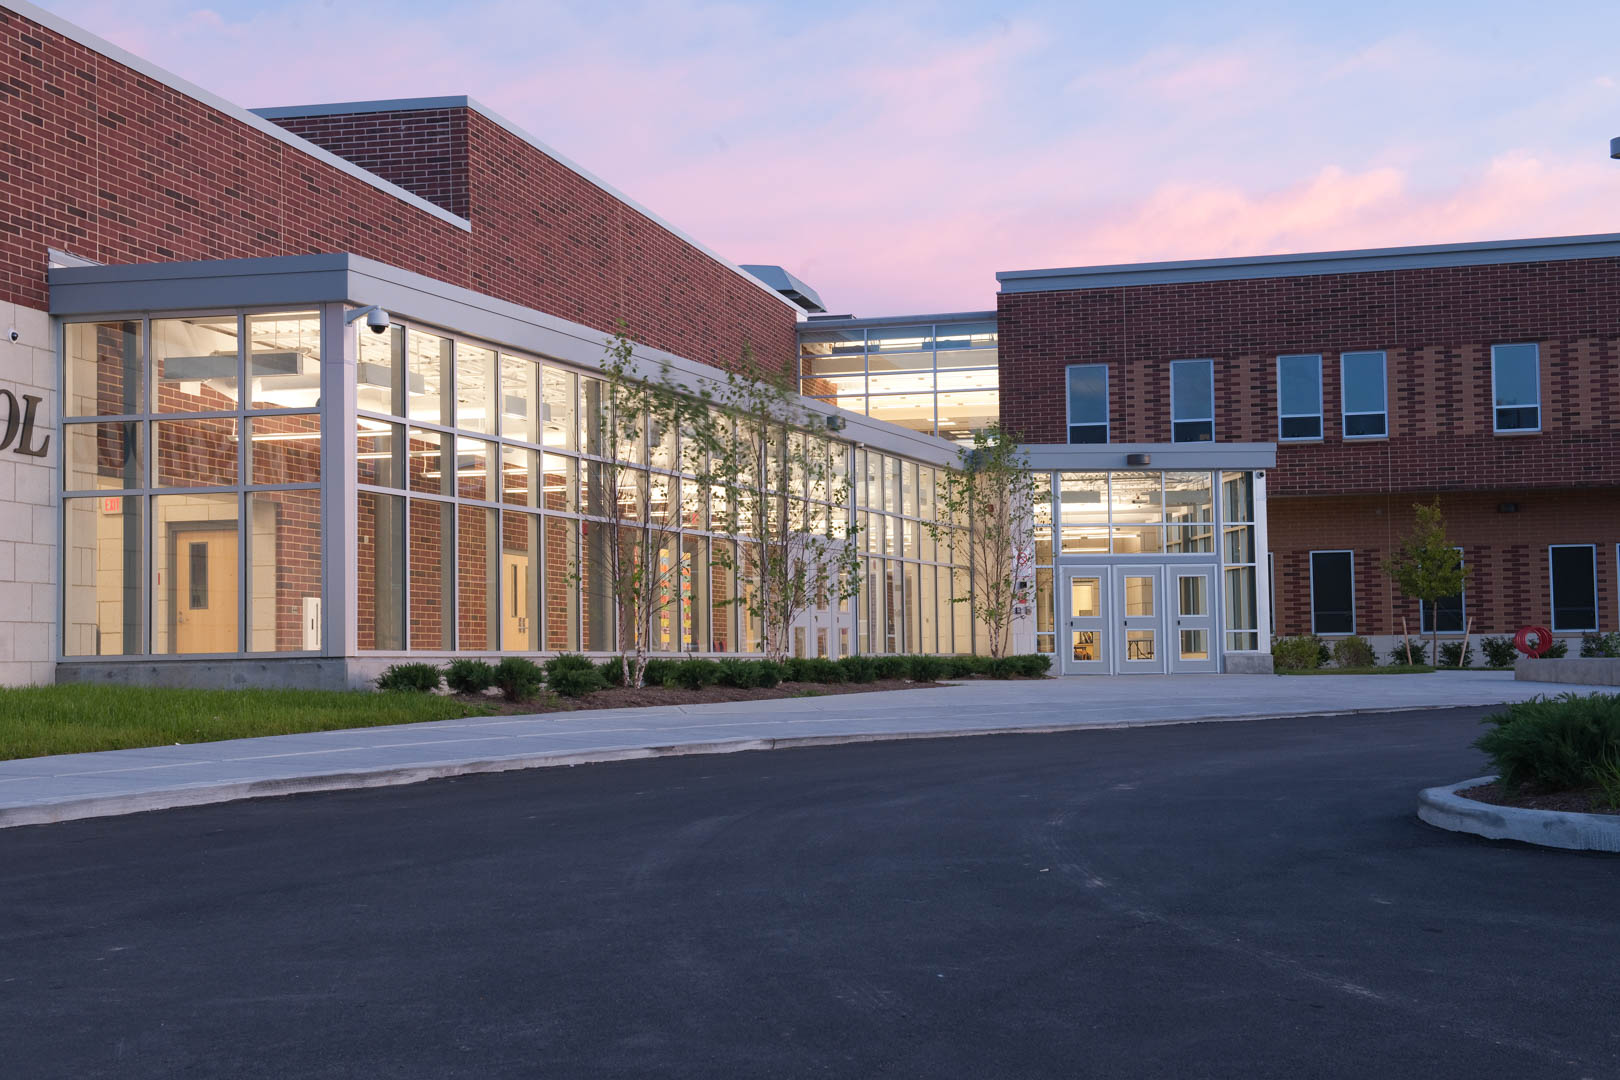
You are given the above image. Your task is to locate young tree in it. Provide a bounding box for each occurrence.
[929,423,1038,659]
[1383,499,1470,666]
[709,349,861,662]
[590,328,719,689]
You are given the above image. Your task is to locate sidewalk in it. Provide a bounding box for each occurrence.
[0,671,1591,829]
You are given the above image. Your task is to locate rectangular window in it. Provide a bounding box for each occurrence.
[1277,354,1322,440]
[1170,359,1214,443]
[1419,548,1465,634]
[1066,364,1109,444]
[1309,550,1355,635]
[1492,343,1540,433]
[1341,351,1387,438]
[1550,545,1597,632]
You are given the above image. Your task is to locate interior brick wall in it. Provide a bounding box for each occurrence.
[0,7,797,378]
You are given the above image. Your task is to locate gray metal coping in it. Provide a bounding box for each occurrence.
[998,233,1620,293]
[1417,775,1620,853]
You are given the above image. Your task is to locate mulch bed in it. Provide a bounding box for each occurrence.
[1458,780,1620,817]
[453,678,950,716]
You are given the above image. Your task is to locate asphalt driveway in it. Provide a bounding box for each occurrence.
[2,706,1615,1078]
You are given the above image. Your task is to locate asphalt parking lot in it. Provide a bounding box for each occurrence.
[2,706,1615,1079]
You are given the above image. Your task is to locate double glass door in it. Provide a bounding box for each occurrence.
[1059,564,1218,675]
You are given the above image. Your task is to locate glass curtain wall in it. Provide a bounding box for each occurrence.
[63,313,325,657]
[799,320,998,443]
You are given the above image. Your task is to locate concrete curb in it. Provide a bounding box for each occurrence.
[1417,775,1620,853]
[0,701,1524,830]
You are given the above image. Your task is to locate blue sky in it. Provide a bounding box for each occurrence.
[36,0,1620,314]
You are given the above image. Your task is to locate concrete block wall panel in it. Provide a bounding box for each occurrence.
[1267,490,1620,639]
[0,7,796,378]
[996,261,1620,496]
[0,301,58,685]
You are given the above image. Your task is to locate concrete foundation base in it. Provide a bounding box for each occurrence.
[58,658,360,691]
[1224,652,1275,674]
[1515,657,1620,686]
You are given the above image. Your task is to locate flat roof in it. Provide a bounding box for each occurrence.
[800,311,996,333]
[251,97,796,313]
[998,232,1620,293]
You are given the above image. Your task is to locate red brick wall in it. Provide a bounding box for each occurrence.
[0,7,796,377]
[272,108,469,219]
[1269,490,1620,637]
[997,261,1620,495]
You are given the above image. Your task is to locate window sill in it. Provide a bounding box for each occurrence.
[1493,428,1542,437]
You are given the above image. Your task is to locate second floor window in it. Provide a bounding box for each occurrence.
[1492,343,1540,433]
[1170,359,1213,443]
[1341,351,1387,438]
[1066,364,1108,444]
[1277,354,1322,440]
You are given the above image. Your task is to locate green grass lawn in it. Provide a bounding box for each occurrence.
[0,685,494,761]
[1277,665,1437,675]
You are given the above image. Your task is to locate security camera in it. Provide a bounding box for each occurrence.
[344,305,391,335]
[6,328,17,343]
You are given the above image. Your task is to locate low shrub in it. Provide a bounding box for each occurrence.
[908,654,947,682]
[1437,641,1474,668]
[942,655,990,678]
[444,658,497,695]
[714,658,763,689]
[786,657,844,684]
[494,656,546,702]
[753,659,785,689]
[544,653,606,698]
[1272,635,1324,671]
[1545,638,1570,659]
[1580,632,1620,659]
[376,662,442,693]
[1480,636,1518,669]
[1013,653,1053,677]
[670,658,722,690]
[981,653,1052,679]
[641,658,677,688]
[1386,639,1429,666]
[872,655,912,680]
[837,655,877,683]
[1330,636,1377,669]
[1475,692,1620,793]
[596,656,625,687]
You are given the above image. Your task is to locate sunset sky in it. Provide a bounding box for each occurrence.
[36,0,1620,316]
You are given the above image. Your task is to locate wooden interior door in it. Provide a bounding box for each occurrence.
[175,528,239,654]
[502,551,533,650]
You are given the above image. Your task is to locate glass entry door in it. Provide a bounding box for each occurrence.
[1060,568,1108,674]
[1115,567,1165,674]
[1170,568,1219,673]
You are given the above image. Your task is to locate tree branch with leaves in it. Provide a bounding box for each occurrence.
[1383,499,1470,666]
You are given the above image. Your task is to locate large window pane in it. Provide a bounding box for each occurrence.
[457,505,499,651]
[407,428,451,495]
[864,325,932,372]
[1225,566,1258,652]
[154,418,237,487]
[542,367,576,450]
[1310,551,1355,635]
[152,493,239,655]
[153,316,238,414]
[357,491,405,651]
[710,541,734,653]
[1341,351,1387,438]
[580,520,614,651]
[1164,472,1213,523]
[1277,354,1322,440]
[1550,545,1597,631]
[1222,472,1255,523]
[1110,472,1162,525]
[1171,359,1214,443]
[66,321,141,418]
[407,331,451,426]
[1492,343,1540,433]
[248,414,321,485]
[1066,364,1108,444]
[455,436,496,502]
[456,343,497,434]
[65,422,140,490]
[248,489,322,652]
[357,420,404,489]
[501,511,541,651]
[63,495,142,656]
[357,325,404,416]
[866,394,935,435]
[1060,472,1107,525]
[545,517,578,651]
[500,353,538,444]
[246,312,321,410]
[935,390,997,443]
[408,499,453,650]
